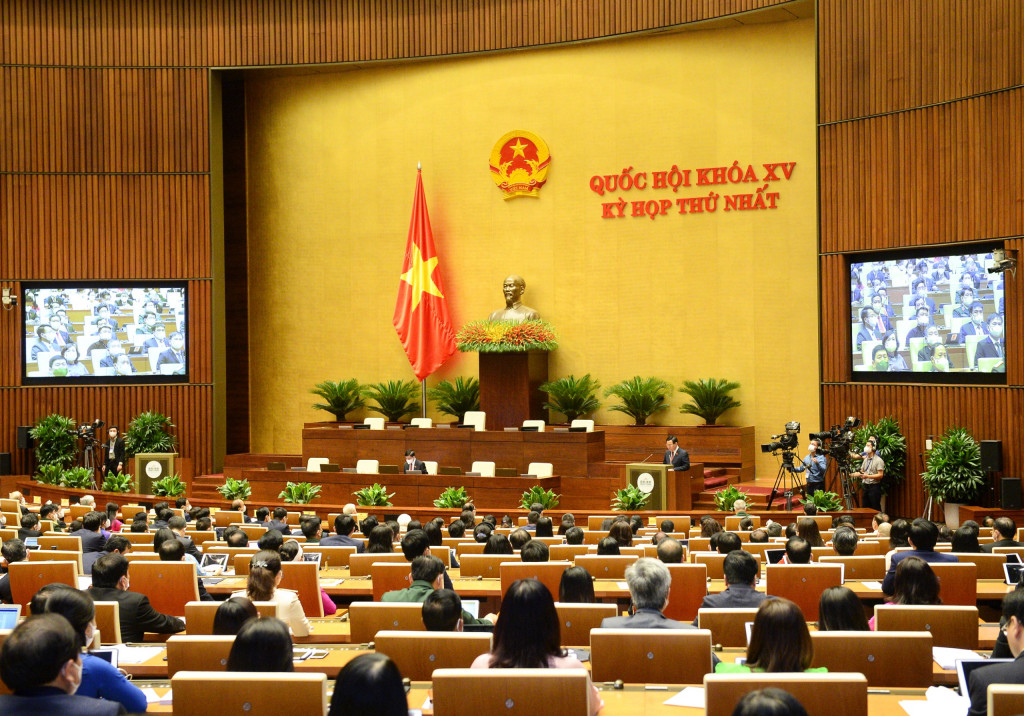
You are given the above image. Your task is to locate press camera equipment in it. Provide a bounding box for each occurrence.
[809,416,861,509]
[764,422,803,511]
[71,418,104,489]
[761,421,801,454]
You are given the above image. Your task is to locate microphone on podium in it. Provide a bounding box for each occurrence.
[639,453,656,463]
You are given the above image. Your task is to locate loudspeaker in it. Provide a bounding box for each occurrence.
[1002,478,1022,510]
[0,453,10,476]
[981,440,1003,472]
[16,426,33,450]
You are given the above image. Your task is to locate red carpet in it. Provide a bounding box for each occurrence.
[708,485,774,496]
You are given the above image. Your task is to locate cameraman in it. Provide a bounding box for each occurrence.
[793,439,826,496]
[851,440,885,511]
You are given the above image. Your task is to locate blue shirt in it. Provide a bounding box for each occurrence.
[80,652,149,713]
[795,453,827,482]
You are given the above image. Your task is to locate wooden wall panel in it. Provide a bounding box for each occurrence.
[819,0,1024,123]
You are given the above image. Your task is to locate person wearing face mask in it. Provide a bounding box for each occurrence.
[974,313,1006,371]
[855,307,884,351]
[904,306,933,344]
[869,295,892,332]
[916,325,944,364]
[930,344,953,373]
[912,279,936,315]
[880,330,908,371]
[956,303,990,344]
[101,427,125,479]
[0,613,125,716]
[952,286,977,318]
[86,553,184,643]
[97,340,128,370]
[793,439,827,496]
[851,440,885,511]
[402,449,426,474]
[869,344,889,372]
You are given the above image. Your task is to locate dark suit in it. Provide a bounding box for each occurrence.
[16,527,40,542]
[77,529,107,554]
[975,336,1005,364]
[175,534,203,561]
[143,337,172,351]
[664,448,690,471]
[267,519,291,534]
[691,583,771,625]
[982,538,1022,554]
[155,348,185,369]
[83,550,108,575]
[102,437,125,477]
[881,549,959,595]
[0,572,11,603]
[402,459,426,474]
[967,653,1024,716]
[85,586,184,642]
[0,688,125,716]
[320,534,365,552]
[601,608,694,629]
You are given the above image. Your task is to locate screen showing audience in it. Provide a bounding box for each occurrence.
[850,251,1005,379]
[22,285,188,383]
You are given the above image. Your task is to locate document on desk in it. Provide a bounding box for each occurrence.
[932,646,983,670]
[320,578,344,587]
[663,686,705,707]
[142,688,174,705]
[114,644,164,664]
[616,581,629,590]
[899,685,967,716]
[860,580,883,590]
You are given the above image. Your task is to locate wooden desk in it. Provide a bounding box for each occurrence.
[121,644,369,678]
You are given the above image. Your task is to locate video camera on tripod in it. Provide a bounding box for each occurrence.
[808,416,862,509]
[74,418,105,442]
[761,421,801,455]
[763,422,803,511]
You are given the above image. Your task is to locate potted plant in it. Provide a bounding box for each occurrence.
[60,466,95,489]
[30,413,78,469]
[853,416,908,497]
[434,486,471,509]
[354,483,395,507]
[520,486,560,510]
[36,463,66,486]
[217,477,252,501]
[365,380,421,423]
[279,481,322,504]
[427,378,480,423]
[678,378,742,425]
[799,490,843,512]
[611,484,650,511]
[101,472,135,493]
[124,411,177,457]
[455,320,558,352]
[152,473,186,498]
[713,484,750,511]
[920,426,985,528]
[311,379,367,421]
[539,374,602,422]
[604,376,671,426]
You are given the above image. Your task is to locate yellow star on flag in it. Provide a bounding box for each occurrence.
[400,243,444,312]
[509,138,528,157]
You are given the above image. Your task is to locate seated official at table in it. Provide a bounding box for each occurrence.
[968,588,1024,716]
[974,313,1005,369]
[382,555,494,625]
[601,558,693,629]
[880,519,958,595]
[86,553,185,642]
[716,598,826,674]
[402,450,426,474]
[663,435,689,471]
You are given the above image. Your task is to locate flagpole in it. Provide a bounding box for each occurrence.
[421,379,427,419]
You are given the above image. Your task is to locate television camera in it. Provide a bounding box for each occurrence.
[764,422,802,511]
[808,416,861,508]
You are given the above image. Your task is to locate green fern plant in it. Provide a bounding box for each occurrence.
[434,486,471,509]
[539,374,602,422]
[365,380,421,422]
[520,485,560,510]
[354,483,395,507]
[278,481,322,504]
[61,466,95,489]
[124,412,177,457]
[920,426,985,504]
[604,376,671,425]
[30,414,78,469]
[799,490,843,512]
[100,472,135,493]
[612,484,650,511]
[713,484,750,511]
[678,378,742,425]
[311,379,367,421]
[217,477,252,501]
[427,377,480,422]
[152,473,186,497]
[36,463,66,486]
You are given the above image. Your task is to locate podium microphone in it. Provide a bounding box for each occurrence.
[640,453,656,463]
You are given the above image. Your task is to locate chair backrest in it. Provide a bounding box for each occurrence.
[128,560,199,616]
[573,555,639,580]
[697,608,759,647]
[27,549,82,574]
[374,631,492,680]
[305,457,328,472]
[9,561,77,607]
[69,504,92,521]
[522,419,545,432]
[695,553,761,581]
[423,460,438,475]
[569,419,594,432]
[280,561,323,617]
[929,562,977,605]
[874,604,978,648]
[371,562,413,601]
[167,635,235,676]
[302,545,356,567]
[348,602,425,643]
[170,671,327,716]
[355,459,380,474]
[809,631,932,687]
[764,564,843,621]
[550,545,590,562]
[590,628,713,683]
[469,461,495,477]
[410,417,433,428]
[989,684,1024,716]
[121,532,158,547]
[818,555,886,580]
[949,552,1006,579]
[185,530,219,547]
[183,600,279,634]
[462,411,486,431]
[454,542,487,556]
[725,516,762,531]
[703,673,868,716]
[663,563,709,622]
[499,562,571,598]
[587,516,616,531]
[526,462,553,477]
[555,602,617,646]
[431,668,590,716]
[688,537,712,553]
[0,499,18,513]
[459,553,521,578]
[363,417,385,430]
[38,535,82,552]
[349,552,406,576]
[93,601,121,644]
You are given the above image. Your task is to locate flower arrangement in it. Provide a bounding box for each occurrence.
[456,320,558,353]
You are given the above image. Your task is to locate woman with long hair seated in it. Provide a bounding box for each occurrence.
[558,566,596,604]
[869,555,941,629]
[817,586,870,631]
[471,578,603,714]
[715,598,825,673]
[213,596,259,635]
[367,524,395,553]
[230,550,311,636]
[227,617,295,672]
[796,517,825,548]
[328,653,408,716]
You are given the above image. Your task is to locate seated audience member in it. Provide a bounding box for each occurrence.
[446,519,465,539]
[701,517,724,538]
[471,579,603,716]
[534,516,554,537]
[473,523,493,543]
[660,519,676,533]
[7,492,29,515]
[86,553,184,642]
[782,537,811,564]
[765,521,783,538]
[952,525,982,553]
[166,516,203,561]
[129,516,149,533]
[656,537,684,564]
[601,558,693,629]
[509,528,532,550]
[608,521,633,548]
[738,517,754,532]
[520,540,549,563]
[83,535,132,575]
[732,688,809,716]
[230,550,310,637]
[716,598,825,674]
[320,514,364,551]
[968,588,1024,716]
[401,529,454,590]
[717,532,742,555]
[279,539,336,616]
[982,517,1022,552]
[870,555,942,630]
[937,524,953,543]
[500,515,513,529]
[40,503,67,532]
[267,507,290,534]
[227,617,294,672]
[802,503,817,516]
[0,614,125,715]
[381,555,493,625]
[41,588,147,713]
[0,539,27,603]
[17,512,42,541]
[881,518,957,595]
[158,538,213,601]
[817,586,869,631]
[231,499,253,523]
[749,528,769,544]
[565,526,585,545]
[213,596,259,636]
[422,589,464,632]
[225,527,250,547]
[629,515,644,535]
[367,524,395,553]
[483,533,513,555]
[328,653,408,716]
[796,517,825,547]
[359,516,380,538]
[696,550,769,622]
[651,531,667,545]
[871,512,889,533]
[596,537,620,556]
[254,507,271,530]
[558,515,574,535]
[194,515,212,531]
[784,522,798,539]
[460,510,476,530]
[559,565,596,604]
[104,503,122,533]
[876,522,892,540]
[832,526,859,556]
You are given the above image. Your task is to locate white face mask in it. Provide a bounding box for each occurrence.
[991,325,1003,338]
[807,445,815,452]
[934,358,949,371]
[64,658,82,695]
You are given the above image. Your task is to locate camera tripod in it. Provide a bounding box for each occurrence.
[828,454,859,510]
[79,435,100,489]
[766,450,805,511]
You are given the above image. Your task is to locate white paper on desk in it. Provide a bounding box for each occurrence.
[663,686,705,707]
[142,688,174,705]
[899,686,967,716]
[77,575,92,589]
[320,578,343,587]
[113,645,164,664]
[861,580,883,590]
[932,646,982,670]
[616,581,629,590]
[421,696,433,711]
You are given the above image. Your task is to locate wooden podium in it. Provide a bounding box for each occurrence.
[625,462,703,511]
[478,351,548,430]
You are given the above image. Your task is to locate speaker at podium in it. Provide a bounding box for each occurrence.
[626,463,668,511]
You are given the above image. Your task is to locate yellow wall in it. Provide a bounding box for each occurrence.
[246,18,818,477]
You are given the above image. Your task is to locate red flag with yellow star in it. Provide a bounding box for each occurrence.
[393,168,457,380]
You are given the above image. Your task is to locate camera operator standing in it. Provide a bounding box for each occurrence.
[793,439,827,496]
[851,441,885,511]
[102,426,125,478]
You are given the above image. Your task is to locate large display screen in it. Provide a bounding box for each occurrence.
[850,246,1006,384]
[22,283,188,384]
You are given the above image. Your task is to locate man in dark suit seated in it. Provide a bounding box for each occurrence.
[968,588,1024,716]
[267,506,292,534]
[154,331,186,370]
[663,435,690,471]
[381,556,494,625]
[0,539,27,603]
[231,499,254,523]
[656,537,684,564]
[166,516,203,562]
[85,553,185,642]
[600,558,694,629]
[16,513,42,542]
[692,550,770,624]
[82,535,132,575]
[881,518,958,595]
[974,313,1005,369]
[253,506,271,530]
[157,538,213,601]
[0,614,125,716]
[982,517,1021,553]
[402,449,426,474]
[76,512,108,554]
[320,514,365,552]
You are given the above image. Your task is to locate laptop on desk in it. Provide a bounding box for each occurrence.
[439,466,462,476]
[495,468,517,477]
[379,464,400,474]
[319,463,341,473]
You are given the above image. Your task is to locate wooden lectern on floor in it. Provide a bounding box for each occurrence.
[625,462,702,511]
[135,453,177,494]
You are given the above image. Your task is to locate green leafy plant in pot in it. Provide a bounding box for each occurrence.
[520,486,560,511]
[920,426,985,527]
[539,374,602,422]
[279,482,322,504]
[217,477,252,501]
[713,484,750,511]
[101,472,136,493]
[434,486,471,509]
[152,473,186,498]
[311,379,367,421]
[365,380,421,423]
[354,483,395,507]
[124,412,177,457]
[604,376,671,426]
[678,378,741,425]
[799,490,843,512]
[612,484,650,511]
[30,414,78,469]
[60,466,95,490]
[427,378,480,423]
